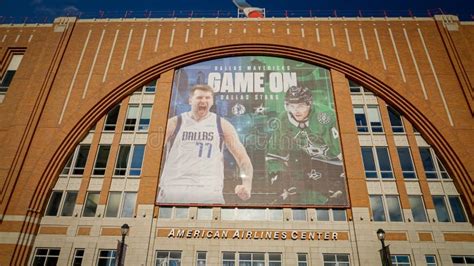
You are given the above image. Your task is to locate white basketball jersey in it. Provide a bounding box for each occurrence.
[159,112,224,195]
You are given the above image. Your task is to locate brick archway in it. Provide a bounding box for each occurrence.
[12,43,471,264]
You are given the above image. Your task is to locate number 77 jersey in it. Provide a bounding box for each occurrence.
[159,111,225,191]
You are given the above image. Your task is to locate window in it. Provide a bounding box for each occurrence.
[367,106,383,132]
[105,192,137,218]
[432,195,468,223]
[269,253,282,266]
[157,207,190,219]
[32,248,60,265]
[349,80,363,94]
[0,54,23,96]
[419,148,436,178]
[317,209,330,221]
[45,191,63,216]
[121,192,137,217]
[97,250,116,265]
[129,145,145,175]
[316,209,346,221]
[239,253,264,265]
[144,80,157,93]
[297,253,308,266]
[61,155,73,175]
[103,104,121,131]
[419,148,450,179]
[436,158,450,179]
[174,207,188,219]
[348,80,373,95]
[123,104,152,132]
[61,191,78,216]
[332,209,347,221]
[134,80,157,94]
[82,192,99,217]
[292,209,307,221]
[361,147,377,178]
[386,196,403,222]
[448,196,468,222]
[197,208,212,220]
[221,208,243,220]
[369,195,403,222]
[432,195,450,222]
[61,145,91,176]
[158,207,172,219]
[268,209,283,221]
[155,251,181,266]
[72,145,90,175]
[408,195,427,222]
[387,106,404,133]
[114,145,130,176]
[221,208,282,221]
[234,209,265,220]
[196,251,206,266]
[222,252,278,266]
[361,147,393,179]
[397,147,416,179]
[105,192,120,218]
[138,105,152,131]
[451,255,474,265]
[391,255,411,266]
[222,252,235,266]
[114,145,145,177]
[353,105,383,133]
[92,145,111,176]
[370,195,386,221]
[425,255,437,266]
[376,147,393,178]
[44,191,77,217]
[73,249,84,266]
[323,253,350,266]
[353,106,368,132]
[124,105,138,131]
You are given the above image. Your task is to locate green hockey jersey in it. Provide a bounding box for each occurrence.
[265,105,346,205]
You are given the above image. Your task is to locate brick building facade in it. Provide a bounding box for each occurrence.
[0,14,472,265]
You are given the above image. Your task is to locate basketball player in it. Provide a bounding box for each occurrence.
[158,84,253,204]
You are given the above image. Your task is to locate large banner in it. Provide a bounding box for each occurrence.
[157,56,348,207]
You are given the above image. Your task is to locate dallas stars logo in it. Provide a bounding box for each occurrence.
[307,169,322,180]
[294,130,329,159]
[254,104,266,115]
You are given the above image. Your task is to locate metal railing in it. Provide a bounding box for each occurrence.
[0,8,472,24]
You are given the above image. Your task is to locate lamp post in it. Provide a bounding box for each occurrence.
[117,224,129,266]
[377,228,392,266]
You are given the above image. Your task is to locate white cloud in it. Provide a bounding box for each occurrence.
[63,5,80,15]
[34,6,57,16]
[32,4,81,17]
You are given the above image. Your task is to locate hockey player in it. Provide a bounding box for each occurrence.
[158,84,253,204]
[266,86,345,205]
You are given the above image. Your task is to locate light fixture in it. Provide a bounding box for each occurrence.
[376,228,392,266]
[121,224,130,237]
[377,228,385,241]
[117,224,130,266]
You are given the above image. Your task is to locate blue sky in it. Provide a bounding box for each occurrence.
[1,0,473,21]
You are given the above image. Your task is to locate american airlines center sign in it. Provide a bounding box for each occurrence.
[157,56,348,207]
[159,228,347,241]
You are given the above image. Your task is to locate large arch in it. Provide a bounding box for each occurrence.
[12,43,472,264]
